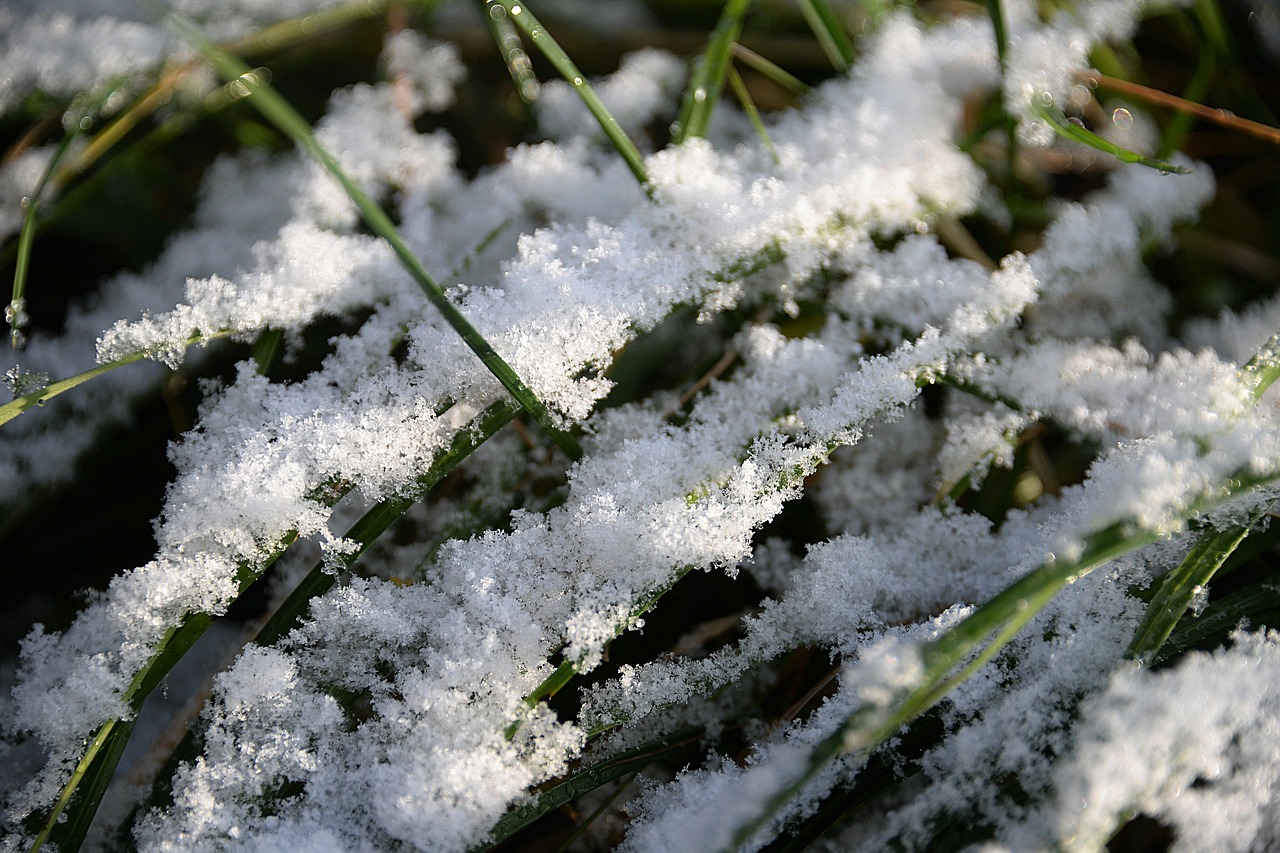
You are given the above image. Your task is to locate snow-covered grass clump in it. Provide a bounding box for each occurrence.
[2,0,1278,851]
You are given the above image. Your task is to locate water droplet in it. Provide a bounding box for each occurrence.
[510,4,521,14]
[693,87,707,103]
[489,3,506,20]
[573,76,583,86]
[1112,107,1133,130]
[1037,91,1054,107]
[18,196,29,209]
[78,115,92,131]
[530,27,542,39]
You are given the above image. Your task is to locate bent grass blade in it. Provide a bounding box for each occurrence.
[170,14,582,460]
[487,0,649,190]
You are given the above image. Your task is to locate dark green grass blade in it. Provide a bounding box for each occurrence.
[478,731,699,850]
[487,0,648,189]
[171,14,582,460]
[1039,107,1191,174]
[1126,330,1280,663]
[255,398,519,645]
[24,538,305,853]
[1126,520,1256,665]
[674,0,753,144]
[794,0,854,72]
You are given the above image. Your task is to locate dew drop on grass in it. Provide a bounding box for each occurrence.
[1112,107,1134,130]
[573,76,582,86]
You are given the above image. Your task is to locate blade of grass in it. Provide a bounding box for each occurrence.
[8,83,127,348]
[727,65,779,162]
[171,14,582,461]
[721,331,1280,849]
[794,0,854,72]
[731,44,809,95]
[724,473,1278,851]
[983,0,1021,188]
[1124,330,1280,664]
[255,398,520,645]
[551,773,636,853]
[673,0,753,145]
[483,1,541,103]
[478,731,701,850]
[1155,578,1280,665]
[250,328,283,374]
[25,538,306,853]
[38,398,519,850]
[1038,106,1191,173]
[0,330,241,429]
[486,0,648,189]
[506,563,698,739]
[1125,520,1257,665]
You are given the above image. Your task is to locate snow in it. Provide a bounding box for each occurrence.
[2,0,1275,850]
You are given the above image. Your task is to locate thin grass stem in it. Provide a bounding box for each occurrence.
[487,0,649,189]
[731,43,809,95]
[1082,71,1280,147]
[171,14,582,460]
[674,0,753,144]
[794,0,854,72]
[727,65,779,162]
[8,83,126,348]
[254,399,519,646]
[483,1,540,103]
[1039,107,1191,173]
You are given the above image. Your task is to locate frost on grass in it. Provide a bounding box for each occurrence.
[2,0,1279,851]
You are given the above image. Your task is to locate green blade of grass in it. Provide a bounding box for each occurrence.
[487,0,648,189]
[483,1,541,103]
[1039,107,1191,174]
[794,0,854,72]
[170,14,582,461]
[720,328,1280,849]
[0,330,243,429]
[37,399,518,850]
[24,541,304,853]
[26,718,135,853]
[731,43,809,95]
[254,398,520,645]
[727,65,778,162]
[8,83,127,348]
[477,731,699,851]
[1155,577,1280,665]
[120,400,518,839]
[1124,330,1280,664]
[725,469,1279,851]
[1125,520,1256,666]
[674,0,752,145]
[506,563,698,739]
